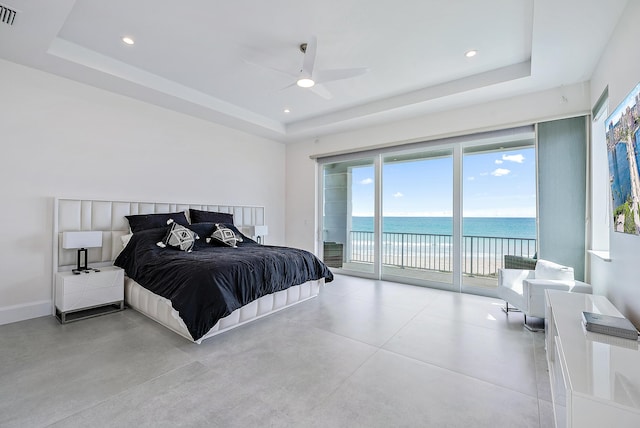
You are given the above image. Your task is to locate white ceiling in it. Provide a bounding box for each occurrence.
[0,0,629,142]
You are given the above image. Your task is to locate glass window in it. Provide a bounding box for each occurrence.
[316,125,537,297]
[381,149,454,287]
[322,158,376,275]
[462,143,537,290]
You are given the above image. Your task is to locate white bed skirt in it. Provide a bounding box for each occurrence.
[124,278,322,344]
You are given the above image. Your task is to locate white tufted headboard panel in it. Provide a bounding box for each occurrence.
[53,198,265,271]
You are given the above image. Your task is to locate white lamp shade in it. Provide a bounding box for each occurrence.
[253,225,268,237]
[62,231,103,249]
[243,225,268,237]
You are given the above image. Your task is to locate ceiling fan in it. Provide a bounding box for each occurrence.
[248,36,369,99]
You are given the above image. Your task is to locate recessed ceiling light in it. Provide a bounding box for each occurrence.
[122,36,135,45]
[284,108,291,113]
[465,50,477,58]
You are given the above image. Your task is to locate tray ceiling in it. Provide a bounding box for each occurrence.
[0,0,629,142]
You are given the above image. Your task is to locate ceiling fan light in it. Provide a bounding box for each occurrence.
[296,78,315,88]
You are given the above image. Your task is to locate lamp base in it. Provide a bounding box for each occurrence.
[73,248,100,274]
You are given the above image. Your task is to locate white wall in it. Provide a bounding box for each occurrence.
[286,83,591,254]
[589,0,640,326]
[0,59,286,324]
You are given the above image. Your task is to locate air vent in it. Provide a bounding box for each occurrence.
[0,4,17,26]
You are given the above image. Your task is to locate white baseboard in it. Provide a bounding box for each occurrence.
[0,300,52,325]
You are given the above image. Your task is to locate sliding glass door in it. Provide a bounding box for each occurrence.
[322,158,377,276]
[381,149,454,287]
[318,126,537,297]
[462,143,537,291]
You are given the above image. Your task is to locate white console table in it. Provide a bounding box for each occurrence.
[545,290,640,428]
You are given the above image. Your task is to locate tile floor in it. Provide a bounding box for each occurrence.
[0,274,554,427]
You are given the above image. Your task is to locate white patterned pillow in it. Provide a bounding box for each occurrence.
[207,223,241,248]
[157,220,199,252]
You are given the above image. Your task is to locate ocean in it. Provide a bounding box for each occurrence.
[352,217,536,239]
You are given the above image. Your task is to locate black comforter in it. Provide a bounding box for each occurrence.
[114,226,333,341]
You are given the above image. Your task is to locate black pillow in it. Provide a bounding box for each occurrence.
[126,212,189,233]
[189,208,233,224]
[188,222,218,239]
[157,220,199,252]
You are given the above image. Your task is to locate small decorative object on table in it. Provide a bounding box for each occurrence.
[582,311,639,340]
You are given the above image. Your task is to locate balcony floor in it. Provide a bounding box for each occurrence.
[340,261,498,292]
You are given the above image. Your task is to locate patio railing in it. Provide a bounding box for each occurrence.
[349,231,536,277]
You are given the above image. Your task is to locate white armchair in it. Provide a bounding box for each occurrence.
[497,259,592,331]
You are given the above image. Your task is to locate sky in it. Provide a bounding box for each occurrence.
[351,147,536,217]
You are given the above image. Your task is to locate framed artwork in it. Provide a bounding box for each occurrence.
[606,82,640,234]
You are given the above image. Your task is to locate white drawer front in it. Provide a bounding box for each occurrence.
[56,268,124,312]
[62,286,124,311]
[61,271,121,293]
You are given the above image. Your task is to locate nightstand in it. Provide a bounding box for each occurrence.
[55,266,125,323]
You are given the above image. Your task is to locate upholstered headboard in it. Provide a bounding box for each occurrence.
[53,198,265,272]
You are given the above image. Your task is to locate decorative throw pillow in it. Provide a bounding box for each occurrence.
[218,223,247,243]
[207,223,242,248]
[157,220,199,252]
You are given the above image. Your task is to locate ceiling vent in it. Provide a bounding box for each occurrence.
[0,4,17,26]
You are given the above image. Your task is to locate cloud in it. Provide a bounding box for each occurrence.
[360,178,373,185]
[479,172,489,176]
[491,168,511,177]
[502,154,525,163]
[468,176,475,181]
[393,192,404,198]
[495,159,503,164]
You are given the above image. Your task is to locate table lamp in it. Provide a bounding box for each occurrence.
[62,231,103,274]
[243,225,269,244]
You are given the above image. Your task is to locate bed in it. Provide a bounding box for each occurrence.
[53,198,333,343]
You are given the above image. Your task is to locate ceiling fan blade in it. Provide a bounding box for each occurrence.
[243,59,299,79]
[280,81,298,91]
[301,35,317,77]
[314,67,369,84]
[309,83,333,99]
[280,81,331,99]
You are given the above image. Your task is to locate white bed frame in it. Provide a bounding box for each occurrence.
[53,198,322,343]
